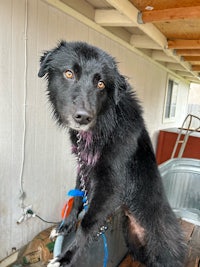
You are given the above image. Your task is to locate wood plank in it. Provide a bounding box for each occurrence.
[104,0,199,77]
[176,49,200,56]
[151,51,176,62]
[139,6,200,23]
[180,220,195,242]
[105,0,168,49]
[189,61,200,65]
[192,65,200,71]
[154,19,200,40]
[129,0,200,12]
[168,40,200,49]
[95,9,136,26]
[189,225,200,251]
[186,225,200,267]
[183,56,200,61]
[130,34,161,49]
[119,254,145,267]
[166,63,186,71]
[176,71,196,78]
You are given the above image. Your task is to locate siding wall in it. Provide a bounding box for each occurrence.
[0,0,190,260]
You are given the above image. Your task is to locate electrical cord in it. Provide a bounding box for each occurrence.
[19,0,28,210]
[27,209,59,224]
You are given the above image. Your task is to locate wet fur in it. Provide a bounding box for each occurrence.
[38,41,186,266]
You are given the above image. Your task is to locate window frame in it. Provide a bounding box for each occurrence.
[163,75,179,123]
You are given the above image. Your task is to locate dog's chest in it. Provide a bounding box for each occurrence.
[71,131,100,166]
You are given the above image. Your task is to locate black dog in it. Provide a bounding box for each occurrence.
[38,41,186,267]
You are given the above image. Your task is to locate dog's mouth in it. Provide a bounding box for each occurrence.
[68,121,95,131]
[67,112,96,131]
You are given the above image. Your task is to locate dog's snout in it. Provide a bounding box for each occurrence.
[73,109,93,125]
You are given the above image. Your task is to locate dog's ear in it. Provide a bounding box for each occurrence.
[38,51,52,78]
[115,74,127,104]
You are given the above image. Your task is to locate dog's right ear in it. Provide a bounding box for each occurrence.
[38,51,52,78]
[38,41,67,77]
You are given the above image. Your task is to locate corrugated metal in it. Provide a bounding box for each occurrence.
[159,158,200,225]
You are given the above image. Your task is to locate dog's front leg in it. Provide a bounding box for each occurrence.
[56,175,84,235]
[58,196,83,234]
[62,194,118,265]
[49,169,118,266]
[49,205,113,266]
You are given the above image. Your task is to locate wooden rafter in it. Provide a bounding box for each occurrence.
[44,0,200,82]
[138,6,200,23]
[130,34,161,49]
[151,51,176,62]
[176,49,200,56]
[176,71,195,78]
[105,0,167,48]
[192,65,200,71]
[166,63,186,71]
[183,56,200,61]
[168,40,200,49]
[106,0,200,80]
[95,9,136,26]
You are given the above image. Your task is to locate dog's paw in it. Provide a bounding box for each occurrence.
[48,257,60,267]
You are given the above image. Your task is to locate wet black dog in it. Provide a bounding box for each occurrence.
[38,41,186,267]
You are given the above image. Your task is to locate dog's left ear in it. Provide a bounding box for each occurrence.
[38,51,52,78]
[115,74,127,104]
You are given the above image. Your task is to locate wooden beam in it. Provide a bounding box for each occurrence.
[176,71,194,78]
[168,40,200,49]
[176,50,200,56]
[183,56,200,61]
[44,0,200,82]
[151,51,176,62]
[139,6,200,23]
[187,78,200,83]
[192,65,200,71]
[95,9,135,26]
[105,0,198,78]
[130,34,161,49]
[105,0,168,49]
[166,63,186,71]
[189,62,200,65]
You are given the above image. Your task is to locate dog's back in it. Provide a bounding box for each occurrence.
[39,41,187,266]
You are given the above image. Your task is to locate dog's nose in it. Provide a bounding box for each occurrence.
[73,109,93,125]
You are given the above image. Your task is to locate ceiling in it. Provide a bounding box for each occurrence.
[57,0,200,83]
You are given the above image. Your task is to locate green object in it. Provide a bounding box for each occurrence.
[46,241,55,252]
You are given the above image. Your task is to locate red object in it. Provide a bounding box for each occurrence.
[156,128,200,164]
[61,197,74,219]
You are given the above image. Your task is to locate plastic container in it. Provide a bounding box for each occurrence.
[159,158,200,226]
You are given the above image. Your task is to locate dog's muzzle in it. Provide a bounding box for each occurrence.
[73,109,94,126]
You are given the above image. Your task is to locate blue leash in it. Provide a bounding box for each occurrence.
[101,233,108,267]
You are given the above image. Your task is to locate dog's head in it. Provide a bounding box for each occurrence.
[38,41,127,131]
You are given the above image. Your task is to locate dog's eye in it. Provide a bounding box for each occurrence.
[65,70,74,79]
[97,81,105,90]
